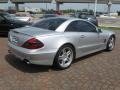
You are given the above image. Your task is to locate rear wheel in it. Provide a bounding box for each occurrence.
[53,45,75,69]
[106,36,115,51]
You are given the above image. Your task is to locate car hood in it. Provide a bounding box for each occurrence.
[16,16,30,19]
[102,29,113,33]
[101,29,115,35]
[9,19,31,25]
[15,17,31,21]
[12,26,57,36]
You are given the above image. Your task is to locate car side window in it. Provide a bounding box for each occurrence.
[33,18,66,30]
[65,21,79,32]
[48,18,66,30]
[66,20,97,32]
[77,21,97,32]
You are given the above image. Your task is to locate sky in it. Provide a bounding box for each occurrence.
[0,2,120,12]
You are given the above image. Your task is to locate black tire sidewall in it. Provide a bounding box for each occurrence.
[106,36,115,51]
[53,45,75,69]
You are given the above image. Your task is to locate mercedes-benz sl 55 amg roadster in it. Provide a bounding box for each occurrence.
[8,17,116,69]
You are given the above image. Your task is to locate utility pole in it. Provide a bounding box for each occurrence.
[56,2,60,11]
[94,0,97,16]
[15,3,19,12]
[107,0,112,16]
[46,3,48,10]
[88,3,90,12]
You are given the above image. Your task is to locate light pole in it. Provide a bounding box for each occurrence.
[88,3,90,12]
[94,0,97,16]
[107,0,112,16]
[43,0,48,11]
[46,3,48,10]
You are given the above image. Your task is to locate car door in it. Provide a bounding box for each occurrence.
[0,15,13,34]
[0,15,8,33]
[0,15,15,34]
[65,20,101,57]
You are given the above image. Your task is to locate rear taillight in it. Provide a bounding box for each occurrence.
[22,38,44,49]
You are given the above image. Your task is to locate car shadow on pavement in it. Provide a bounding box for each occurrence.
[52,50,104,71]
[5,54,52,73]
[5,50,104,72]
[73,50,104,64]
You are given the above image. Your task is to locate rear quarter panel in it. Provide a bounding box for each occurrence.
[35,32,79,54]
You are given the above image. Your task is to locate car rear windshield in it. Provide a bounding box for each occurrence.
[32,18,66,31]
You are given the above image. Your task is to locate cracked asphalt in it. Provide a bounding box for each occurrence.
[0,30,120,90]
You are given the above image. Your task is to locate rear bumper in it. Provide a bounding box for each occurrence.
[8,42,57,66]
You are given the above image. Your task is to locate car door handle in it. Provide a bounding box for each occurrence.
[80,35,85,38]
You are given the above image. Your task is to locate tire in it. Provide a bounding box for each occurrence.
[53,44,75,69]
[106,36,115,51]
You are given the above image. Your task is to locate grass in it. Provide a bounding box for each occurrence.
[100,26,120,30]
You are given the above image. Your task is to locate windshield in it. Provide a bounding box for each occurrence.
[44,14,56,18]
[16,13,30,17]
[3,13,16,20]
[32,18,66,31]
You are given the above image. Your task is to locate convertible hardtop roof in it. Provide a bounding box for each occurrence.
[41,16,79,20]
[43,16,89,22]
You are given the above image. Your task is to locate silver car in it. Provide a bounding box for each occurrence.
[8,17,116,69]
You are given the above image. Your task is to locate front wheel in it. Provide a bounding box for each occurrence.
[106,36,115,51]
[53,45,75,69]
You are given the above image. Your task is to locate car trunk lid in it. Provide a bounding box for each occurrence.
[12,26,55,36]
[9,26,55,47]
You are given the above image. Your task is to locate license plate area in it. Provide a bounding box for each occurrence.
[10,35,19,45]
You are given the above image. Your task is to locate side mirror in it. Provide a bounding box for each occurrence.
[98,28,102,33]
